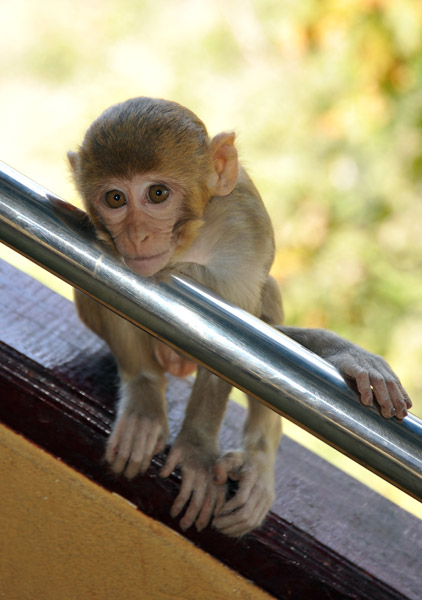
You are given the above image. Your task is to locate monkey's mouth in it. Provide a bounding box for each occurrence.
[124,250,171,277]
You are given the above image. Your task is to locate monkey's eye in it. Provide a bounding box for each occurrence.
[147,185,170,204]
[104,190,127,208]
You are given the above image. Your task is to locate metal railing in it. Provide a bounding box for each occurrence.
[0,161,421,501]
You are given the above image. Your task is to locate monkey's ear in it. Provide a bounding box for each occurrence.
[209,132,238,196]
[67,150,78,171]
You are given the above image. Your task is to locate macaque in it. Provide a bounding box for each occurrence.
[68,97,412,538]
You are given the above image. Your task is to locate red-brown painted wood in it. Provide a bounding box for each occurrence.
[1,259,420,600]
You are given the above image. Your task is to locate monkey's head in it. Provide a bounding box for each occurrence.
[68,97,238,276]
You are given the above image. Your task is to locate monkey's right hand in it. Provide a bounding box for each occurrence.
[105,409,169,480]
[159,438,226,533]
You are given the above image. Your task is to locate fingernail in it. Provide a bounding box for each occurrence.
[180,520,192,531]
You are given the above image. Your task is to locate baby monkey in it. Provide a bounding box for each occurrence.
[68,97,411,537]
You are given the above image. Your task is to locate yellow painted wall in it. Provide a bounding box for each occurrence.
[0,424,273,600]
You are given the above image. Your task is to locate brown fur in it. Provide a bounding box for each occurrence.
[69,97,412,537]
[69,98,213,254]
[69,97,283,537]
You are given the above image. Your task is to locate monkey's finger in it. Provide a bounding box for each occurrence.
[138,424,166,474]
[214,483,228,516]
[370,375,395,418]
[385,381,408,420]
[124,427,148,479]
[403,387,413,409]
[378,366,412,412]
[160,447,183,478]
[124,421,161,478]
[153,434,167,457]
[212,451,244,485]
[171,470,195,519]
[108,415,138,474]
[105,414,129,463]
[180,479,209,531]
[216,506,268,538]
[219,487,268,536]
[196,485,220,532]
[213,485,263,537]
[353,370,374,407]
[214,471,256,516]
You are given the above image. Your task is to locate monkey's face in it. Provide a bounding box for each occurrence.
[94,173,185,277]
[68,99,239,275]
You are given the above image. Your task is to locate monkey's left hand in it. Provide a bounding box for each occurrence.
[160,438,226,533]
[280,327,412,420]
[211,450,275,537]
[321,345,412,419]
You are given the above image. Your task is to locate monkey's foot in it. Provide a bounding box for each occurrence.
[153,341,197,378]
[160,440,225,533]
[105,411,168,479]
[212,450,275,537]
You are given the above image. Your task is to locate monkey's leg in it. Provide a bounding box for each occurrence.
[212,402,281,537]
[160,367,232,532]
[156,265,271,532]
[211,274,283,536]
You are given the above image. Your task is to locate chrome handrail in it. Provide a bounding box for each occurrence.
[0,161,421,500]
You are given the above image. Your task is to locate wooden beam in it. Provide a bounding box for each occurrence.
[0,258,420,600]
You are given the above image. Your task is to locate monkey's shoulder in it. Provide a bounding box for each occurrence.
[177,196,274,270]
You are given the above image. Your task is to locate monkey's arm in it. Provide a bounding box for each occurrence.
[75,291,169,479]
[211,325,412,537]
[279,327,412,420]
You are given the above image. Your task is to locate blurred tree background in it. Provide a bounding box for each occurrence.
[0,0,420,514]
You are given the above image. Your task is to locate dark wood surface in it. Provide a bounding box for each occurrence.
[1,258,421,600]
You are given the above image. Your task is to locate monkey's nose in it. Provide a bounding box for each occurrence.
[126,229,149,252]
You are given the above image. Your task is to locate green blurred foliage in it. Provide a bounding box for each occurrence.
[0,0,420,415]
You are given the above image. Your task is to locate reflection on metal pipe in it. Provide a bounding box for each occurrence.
[0,161,421,501]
